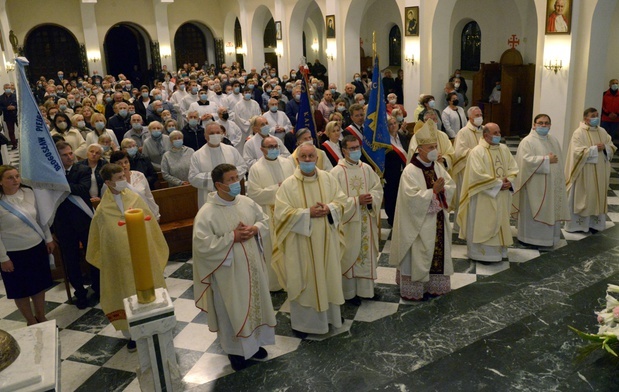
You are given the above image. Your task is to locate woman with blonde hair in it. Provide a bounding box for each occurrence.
[321,121,343,167]
[86,113,119,149]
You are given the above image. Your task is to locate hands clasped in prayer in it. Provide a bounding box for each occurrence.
[310,202,330,218]
[432,177,445,193]
[548,152,558,164]
[234,222,258,242]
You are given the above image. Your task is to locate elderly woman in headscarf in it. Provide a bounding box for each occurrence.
[141,121,171,171]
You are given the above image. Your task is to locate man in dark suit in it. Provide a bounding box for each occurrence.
[54,141,98,309]
[0,83,18,149]
[107,102,131,144]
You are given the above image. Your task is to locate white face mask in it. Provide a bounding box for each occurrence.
[208,134,223,145]
[113,180,128,191]
[473,117,483,127]
[427,149,439,162]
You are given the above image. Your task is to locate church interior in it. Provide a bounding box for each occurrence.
[0,0,619,390]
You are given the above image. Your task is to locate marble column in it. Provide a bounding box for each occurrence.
[80,1,103,75]
[153,0,173,70]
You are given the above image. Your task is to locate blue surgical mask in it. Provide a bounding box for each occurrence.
[234,87,240,94]
[141,92,149,99]
[349,150,362,162]
[172,139,183,148]
[155,95,162,101]
[119,109,128,117]
[200,94,208,101]
[59,105,67,111]
[151,130,162,138]
[269,106,278,113]
[299,161,316,174]
[191,87,198,94]
[260,125,271,136]
[429,100,435,109]
[396,116,404,122]
[244,93,252,100]
[188,119,199,127]
[535,127,550,136]
[331,88,336,94]
[267,148,280,160]
[491,135,501,144]
[77,121,85,128]
[127,146,138,157]
[132,123,142,131]
[226,181,241,197]
[589,117,600,127]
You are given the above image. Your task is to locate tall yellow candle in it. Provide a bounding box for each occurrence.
[124,208,156,303]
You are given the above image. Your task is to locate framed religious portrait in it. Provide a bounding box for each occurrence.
[545,0,572,34]
[326,15,336,39]
[405,6,419,37]
[275,21,282,40]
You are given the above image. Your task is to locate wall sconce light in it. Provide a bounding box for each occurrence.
[405,52,415,64]
[160,46,172,59]
[544,59,563,74]
[225,42,235,56]
[311,39,319,53]
[4,62,14,72]
[325,47,335,61]
[275,48,283,58]
[236,46,246,55]
[87,51,101,63]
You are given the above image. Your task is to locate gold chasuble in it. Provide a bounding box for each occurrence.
[86,189,169,331]
[457,139,519,246]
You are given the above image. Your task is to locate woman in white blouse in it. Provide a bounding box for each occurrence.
[441,92,467,139]
[0,165,55,325]
[108,151,160,220]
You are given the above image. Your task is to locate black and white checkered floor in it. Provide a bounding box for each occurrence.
[1,137,618,391]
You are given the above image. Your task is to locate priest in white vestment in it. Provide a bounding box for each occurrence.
[390,120,455,300]
[457,123,519,262]
[193,163,276,371]
[247,137,296,291]
[512,114,570,247]
[564,108,617,232]
[263,98,293,140]
[451,106,484,230]
[216,106,243,152]
[188,123,247,208]
[233,87,262,151]
[273,143,347,338]
[331,136,383,304]
[243,116,290,170]
[407,110,455,172]
[288,128,334,172]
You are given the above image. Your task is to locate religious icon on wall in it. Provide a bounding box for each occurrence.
[275,21,282,40]
[405,7,419,37]
[545,0,572,34]
[326,15,336,39]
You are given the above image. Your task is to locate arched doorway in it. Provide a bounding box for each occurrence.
[263,18,278,70]
[234,18,244,69]
[24,24,82,83]
[388,25,401,67]
[104,23,151,86]
[460,21,481,71]
[174,22,216,71]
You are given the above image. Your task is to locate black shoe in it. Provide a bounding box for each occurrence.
[347,296,362,306]
[74,296,88,310]
[251,347,268,360]
[127,339,137,352]
[292,329,309,339]
[228,354,248,371]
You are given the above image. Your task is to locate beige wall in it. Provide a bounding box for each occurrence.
[7,0,84,44]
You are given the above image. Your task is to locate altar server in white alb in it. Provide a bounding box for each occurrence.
[512,114,570,247]
[331,135,383,305]
[193,163,276,371]
[389,120,455,300]
[564,107,616,233]
[457,122,519,262]
[246,136,295,291]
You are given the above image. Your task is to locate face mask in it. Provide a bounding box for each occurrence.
[50,114,56,120]
[294,94,301,101]
[132,122,143,131]
[77,120,85,128]
[155,95,162,101]
[427,149,439,162]
[396,116,404,122]
[233,87,240,94]
[141,92,149,99]
[113,180,128,191]
[359,100,365,105]
[455,73,461,78]
[127,146,138,157]
[291,73,297,78]
[389,99,396,105]
[355,77,361,82]
[589,117,600,127]
[200,94,208,101]
[216,90,223,95]
[105,97,113,103]
[172,139,183,148]
[57,122,67,130]
[535,126,550,136]
[269,106,278,113]
[473,117,483,127]
[188,119,199,127]
[58,75,64,80]
[119,109,128,117]
[102,145,110,152]
[260,125,271,136]
[68,99,75,105]
[151,130,162,138]
[3,89,11,94]
[59,104,67,111]
[244,93,252,100]
[267,148,280,160]
[331,88,336,94]
[349,150,362,162]
[179,85,186,91]
[451,99,459,106]
[209,134,223,145]
[129,110,136,115]
[612,84,619,91]
[248,84,255,90]
[299,161,316,174]
[491,135,501,144]
[156,107,164,113]
[337,106,346,112]
[126,84,132,89]
[95,121,105,131]
[225,181,241,197]
[266,89,272,93]
[191,87,198,94]
[496,85,501,91]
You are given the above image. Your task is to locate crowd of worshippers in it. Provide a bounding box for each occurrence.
[1,62,615,371]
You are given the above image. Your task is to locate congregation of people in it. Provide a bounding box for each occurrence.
[0,61,617,371]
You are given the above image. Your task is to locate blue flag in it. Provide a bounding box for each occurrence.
[15,57,70,227]
[362,56,391,176]
[296,72,317,140]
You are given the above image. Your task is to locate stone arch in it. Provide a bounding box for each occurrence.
[250,5,274,70]
[173,21,216,70]
[24,24,82,83]
[103,22,152,86]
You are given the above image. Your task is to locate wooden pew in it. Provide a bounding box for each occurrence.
[152,185,198,254]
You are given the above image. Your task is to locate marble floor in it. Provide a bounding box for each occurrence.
[2,137,619,391]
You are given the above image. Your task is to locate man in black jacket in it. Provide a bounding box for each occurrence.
[0,83,18,149]
[54,142,98,309]
[107,102,131,144]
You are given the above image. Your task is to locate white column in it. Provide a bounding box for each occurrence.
[80,1,103,75]
[325,0,342,90]
[274,0,288,74]
[238,1,252,69]
[153,0,173,70]
[0,0,15,85]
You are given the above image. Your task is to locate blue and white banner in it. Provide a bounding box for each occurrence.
[362,55,391,176]
[15,57,70,227]
[296,71,317,141]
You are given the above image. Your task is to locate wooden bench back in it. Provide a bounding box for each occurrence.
[152,185,198,224]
